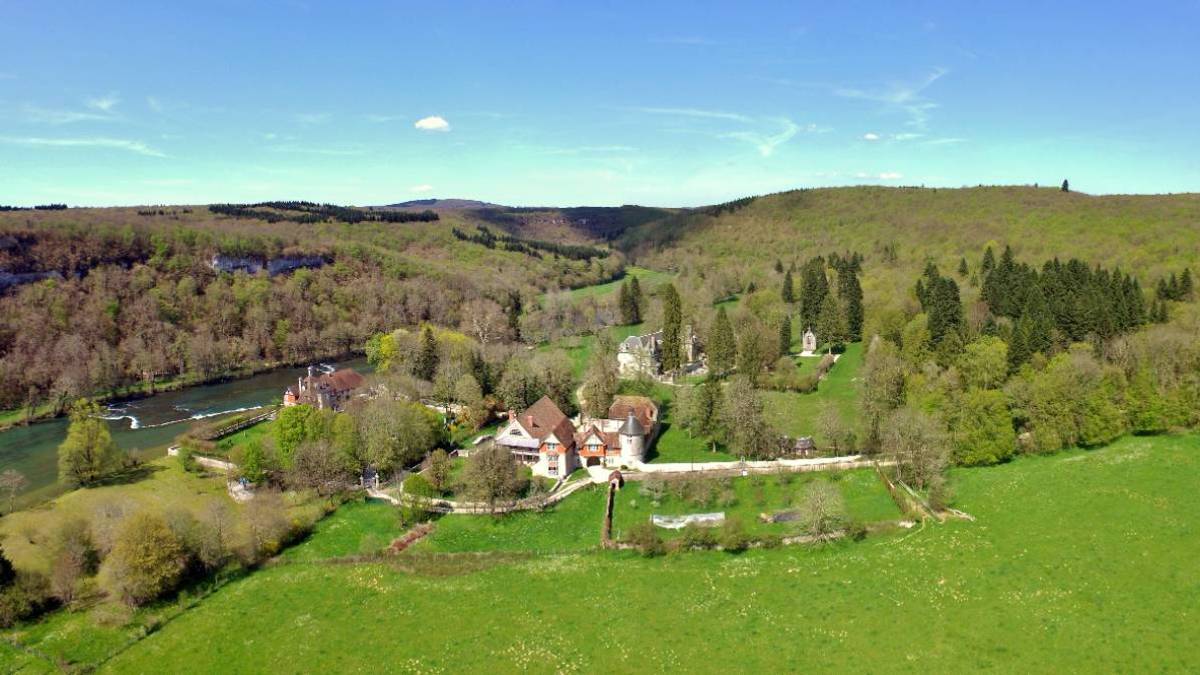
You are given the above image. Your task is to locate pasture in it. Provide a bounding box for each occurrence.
[15,432,1185,673]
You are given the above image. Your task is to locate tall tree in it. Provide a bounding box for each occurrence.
[58,399,125,487]
[462,444,525,513]
[581,333,620,418]
[660,283,683,373]
[1061,179,1070,192]
[799,258,829,331]
[981,246,996,275]
[708,307,736,376]
[837,265,864,342]
[778,315,793,356]
[781,269,795,304]
[629,276,643,320]
[815,294,846,353]
[414,325,439,381]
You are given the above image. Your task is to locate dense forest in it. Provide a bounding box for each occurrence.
[0,206,623,416]
[208,202,438,224]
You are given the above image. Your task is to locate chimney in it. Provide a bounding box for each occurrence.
[525,414,534,431]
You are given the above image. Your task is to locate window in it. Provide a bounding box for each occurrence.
[547,457,558,476]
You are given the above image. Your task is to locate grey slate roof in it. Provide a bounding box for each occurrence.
[619,412,645,436]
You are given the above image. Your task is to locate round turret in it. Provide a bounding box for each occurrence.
[618,413,646,463]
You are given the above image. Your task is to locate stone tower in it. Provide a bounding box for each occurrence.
[618,413,646,464]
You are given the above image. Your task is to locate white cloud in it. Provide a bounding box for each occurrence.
[86,93,120,112]
[863,132,881,141]
[410,184,434,193]
[0,136,166,157]
[414,115,451,132]
[925,137,966,145]
[878,171,903,180]
[893,133,924,141]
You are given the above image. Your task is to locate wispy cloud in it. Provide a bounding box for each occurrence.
[0,136,166,157]
[855,171,904,181]
[365,113,406,123]
[634,107,752,123]
[414,115,451,132]
[86,93,120,112]
[863,132,881,141]
[835,67,948,128]
[925,137,966,145]
[410,184,434,193]
[23,105,114,125]
[636,108,823,157]
[721,119,802,157]
[294,112,331,125]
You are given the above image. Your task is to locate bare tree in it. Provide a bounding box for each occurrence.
[0,469,28,514]
[798,481,846,537]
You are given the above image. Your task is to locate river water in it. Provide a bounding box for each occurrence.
[0,357,369,501]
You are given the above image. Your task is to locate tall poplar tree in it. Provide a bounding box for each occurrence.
[660,283,683,373]
[708,306,736,376]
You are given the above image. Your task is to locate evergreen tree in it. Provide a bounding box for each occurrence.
[415,325,439,381]
[958,257,969,276]
[1168,272,1180,300]
[799,258,829,331]
[618,281,637,325]
[505,291,522,341]
[815,294,846,353]
[736,327,765,383]
[781,269,795,304]
[837,265,864,341]
[708,307,736,375]
[629,276,643,320]
[778,315,792,356]
[774,259,784,274]
[981,246,995,275]
[1061,179,1069,192]
[1181,268,1194,300]
[660,283,683,373]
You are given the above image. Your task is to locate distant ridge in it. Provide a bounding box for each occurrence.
[384,198,504,209]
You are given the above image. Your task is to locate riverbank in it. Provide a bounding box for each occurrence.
[0,350,365,433]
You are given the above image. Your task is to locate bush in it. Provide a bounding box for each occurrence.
[718,517,750,552]
[846,520,869,542]
[100,511,187,607]
[624,522,665,557]
[0,571,52,628]
[757,533,783,549]
[678,523,717,550]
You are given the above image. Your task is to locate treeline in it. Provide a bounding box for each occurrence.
[853,246,1200,507]
[209,202,438,224]
[451,224,609,261]
[0,204,68,211]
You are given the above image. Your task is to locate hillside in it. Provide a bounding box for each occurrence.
[621,186,1200,324]
[0,205,624,415]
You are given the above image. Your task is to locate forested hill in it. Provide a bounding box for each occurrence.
[619,186,1200,326]
[0,205,623,413]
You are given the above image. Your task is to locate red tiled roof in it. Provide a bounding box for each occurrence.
[608,395,658,432]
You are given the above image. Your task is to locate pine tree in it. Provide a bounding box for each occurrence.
[774,259,783,274]
[837,266,864,342]
[1181,268,1194,300]
[1061,179,1069,192]
[415,325,439,381]
[709,307,736,376]
[799,258,829,330]
[505,291,522,341]
[618,281,633,324]
[778,315,792,356]
[781,269,795,304]
[736,326,764,382]
[981,246,995,275]
[815,294,846,353]
[661,283,683,373]
[1168,272,1180,301]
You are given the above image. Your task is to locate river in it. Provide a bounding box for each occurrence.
[0,356,369,502]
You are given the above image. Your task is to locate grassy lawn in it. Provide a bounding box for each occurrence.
[71,433,1200,673]
[762,341,863,443]
[280,499,402,561]
[615,469,899,539]
[538,323,645,379]
[0,458,230,574]
[213,419,271,456]
[418,484,607,553]
[554,265,672,302]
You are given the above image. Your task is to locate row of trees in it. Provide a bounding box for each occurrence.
[209,202,439,224]
[451,224,610,261]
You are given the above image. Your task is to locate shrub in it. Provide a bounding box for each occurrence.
[799,481,846,537]
[678,523,717,550]
[758,533,783,549]
[718,517,750,553]
[100,511,187,607]
[49,517,98,604]
[846,520,869,542]
[0,571,52,628]
[625,522,665,557]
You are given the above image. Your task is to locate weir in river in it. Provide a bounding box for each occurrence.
[0,356,369,503]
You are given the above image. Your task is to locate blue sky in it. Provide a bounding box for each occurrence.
[1,1,1198,207]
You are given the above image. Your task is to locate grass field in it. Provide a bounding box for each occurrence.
[552,265,673,302]
[41,432,1193,673]
[762,342,863,443]
[539,323,646,379]
[213,420,271,457]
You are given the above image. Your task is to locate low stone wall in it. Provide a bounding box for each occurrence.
[629,454,879,477]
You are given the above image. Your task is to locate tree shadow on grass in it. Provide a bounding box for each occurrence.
[91,462,162,487]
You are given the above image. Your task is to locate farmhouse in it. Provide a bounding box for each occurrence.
[283,366,365,411]
[616,326,702,376]
[494,395,659,477]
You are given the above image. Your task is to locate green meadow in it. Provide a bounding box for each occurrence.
[2,432,1185,673]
